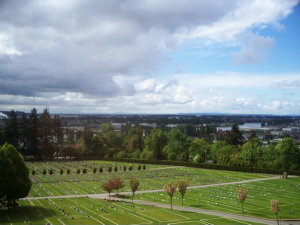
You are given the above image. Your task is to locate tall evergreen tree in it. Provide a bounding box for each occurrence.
[39,108,54,158]
[226,124,244,146]
[28,108,39,159]
[53,115,64,157]
[19,112,29,155]
[4,110,19,149]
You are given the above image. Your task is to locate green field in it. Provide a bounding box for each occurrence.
[0,197,265,225]
[27,161,271,198]
[134,176,300,220]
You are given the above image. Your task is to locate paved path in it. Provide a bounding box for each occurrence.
[25,175,282,200]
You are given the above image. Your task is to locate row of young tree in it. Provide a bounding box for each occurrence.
[0,108,64,159]
[74,123,300,171]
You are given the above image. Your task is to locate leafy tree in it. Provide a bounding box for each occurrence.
[19,112,29,156]
[237,188,247,214]
[112,178,125,193]
[99,167,103,173]
[66,128,75,144]
[4,110,19,149]
[91,136,103,157]
[188,139,209,163]
[210,141,226,162]
[101,180,114,200]
[216,145,240,165]
[270,199,280,225]
[0,148,14,202]
[144,129,167,160]
[0,143,31,210]
[129,178,139,203]
[274,137,299,170]
[203,125,213,144]
[226,124,244,146]
[178,180,189,206]
[164,182,177,210]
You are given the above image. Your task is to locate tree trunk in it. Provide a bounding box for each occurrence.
[132,193,134,204]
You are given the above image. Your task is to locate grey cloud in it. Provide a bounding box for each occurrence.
[271,80,300,89]
[231,32,275,65]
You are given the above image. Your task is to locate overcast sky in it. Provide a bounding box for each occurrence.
[0,0,299,114]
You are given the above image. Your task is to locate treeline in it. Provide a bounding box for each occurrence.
[72,123,300,171]
[0,108,63,159]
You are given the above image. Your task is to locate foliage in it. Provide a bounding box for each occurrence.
[164,182,177,210]
[237,188,247,214]
[60,169,63,175]
[108,167,112,172]
[101,180,115,199]
[270,199,280,225]
[123,165,126,171]
[93,168,97,173]
[129,177,139,203]
[189,139,209,163]
[43,169,46,175]
[114,166,118,172]
[143,164,146,170]
[0,143,31,210]
[178,180,189,206]
[99,167,103,173]
[226,124,244,146]
[77,169,80,174]
[137,165,141,170]
[129,166,132,171]
[49,169,53,175]
[67,169,70,175]
[112,178,125,193]
[31,170,35,176]
[83,168,87,174]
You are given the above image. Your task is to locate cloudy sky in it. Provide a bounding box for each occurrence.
[0,0,299,114]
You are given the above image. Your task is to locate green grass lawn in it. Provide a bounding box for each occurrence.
[134,176,300,220]
[26,161,272,198]
[0,197,266,225]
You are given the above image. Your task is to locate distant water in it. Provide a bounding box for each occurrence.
[239,123,261,128]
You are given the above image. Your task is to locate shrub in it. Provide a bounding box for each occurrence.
[138,165,141,171]
[108,167,112,173]
[32,170,36,176]
[77,169,80,174]
[114,166,118,172]
[60,169,63,175]
[43,169,46,175]
[99,167,103,173]
[123,166,126,171]
[67,169,70,175]
[143,164,146,170]
[83,168,87,174]
[93,168,97,173]
[49,169,53,175]
[129,166,132,171]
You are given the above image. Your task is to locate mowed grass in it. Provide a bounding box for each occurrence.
[26,161,272,197]
[135,176,300,220]
[0,197,266,225]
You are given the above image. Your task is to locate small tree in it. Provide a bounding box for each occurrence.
[138,165,141,171]
[271,199,280,225]
[112,178,125,193]
[67,169,70,175]
[129,166,132,171]
[114,166,118,172]
[43,169,46,175]
[101,180,114,200]
[123,166,126,171]
[164,182,177,210]
[49,169,53,175]
[143,165,146,170]
[99,167,103,173]
[237,188,247,214]
[129,178,139,203]
[83,168,87,174]
[93,168,96,173]
[178,180,189,206]
[32,170,36,176]
[60,169,63,175]
[108,167,112,173]
[77,169,80,174]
